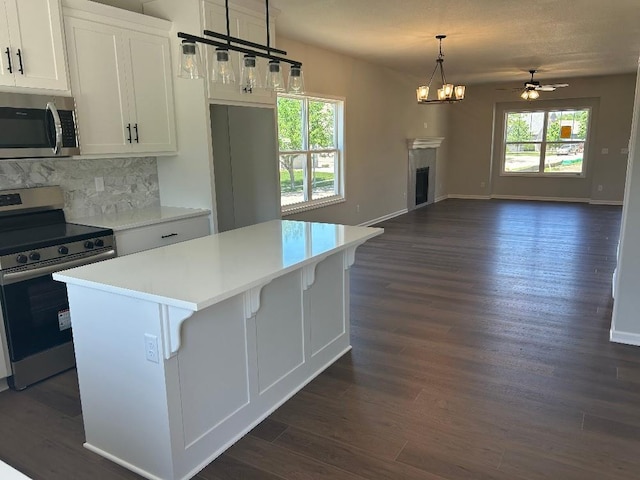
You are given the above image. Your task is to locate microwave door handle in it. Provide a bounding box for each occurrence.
[46,102,63,155]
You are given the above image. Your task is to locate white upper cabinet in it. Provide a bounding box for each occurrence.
[202,0,276,105]
[0,0,69,90]
[63,1,176,155]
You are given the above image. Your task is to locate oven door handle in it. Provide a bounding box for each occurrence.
[1,250,116,285]
[46,101,63,155]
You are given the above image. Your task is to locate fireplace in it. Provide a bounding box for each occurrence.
[415,167,429,206]
[407,138,442,211]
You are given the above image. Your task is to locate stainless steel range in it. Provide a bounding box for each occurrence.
[0,186,115,390]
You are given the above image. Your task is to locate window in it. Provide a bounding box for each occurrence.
[503,108,591,176]
[277,94,344,212]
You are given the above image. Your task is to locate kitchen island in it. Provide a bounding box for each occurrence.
[53,220,383,480]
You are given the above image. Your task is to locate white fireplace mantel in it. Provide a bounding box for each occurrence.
[407,137,445,149]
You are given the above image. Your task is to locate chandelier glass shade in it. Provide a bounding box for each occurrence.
[416,35,465,104]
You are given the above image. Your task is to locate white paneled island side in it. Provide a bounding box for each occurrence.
[53,220,383,480]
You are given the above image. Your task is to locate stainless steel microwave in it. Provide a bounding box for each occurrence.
[0,92,80,159]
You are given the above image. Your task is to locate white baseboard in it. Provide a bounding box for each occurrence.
[359,208,408,226]
[447,194,491,200]
[590,199,624,206]
[435,195,448,203]
[610,329,640,347]
[489,194,589,203]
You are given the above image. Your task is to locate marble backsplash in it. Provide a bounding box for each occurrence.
[0,157,160,219]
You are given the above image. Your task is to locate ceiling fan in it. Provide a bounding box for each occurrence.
[521,69,569,100]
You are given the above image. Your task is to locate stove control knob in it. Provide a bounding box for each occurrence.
[29,252,41,261]
[16,254,28,264]
[84,241,94,249]
[94,239,104,247]
[58,246,69,255]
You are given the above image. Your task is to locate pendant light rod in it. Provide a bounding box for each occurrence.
[202,30,287,56]
[177,31,301,67]
[265,0,271,55]
[225,0,231,46]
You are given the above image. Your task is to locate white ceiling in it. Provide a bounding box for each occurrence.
[100,0,640,86]
[268,0,640,85]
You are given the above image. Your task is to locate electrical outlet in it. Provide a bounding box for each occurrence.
[94,177,105,192]
[423,122,428,129]
[480,181,486,188]
[598,185,603,192]
[356,204,360,213]
[144,334,159,363]
[601,148,609,155]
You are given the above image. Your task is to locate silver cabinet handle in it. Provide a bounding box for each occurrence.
[46,102,63,155]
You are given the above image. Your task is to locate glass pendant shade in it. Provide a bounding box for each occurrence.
[240,55,261,92]
[454,85,466,100]
[178,41,203,79]
[437,88,446,101]
[521,90,529,100]
[442,83,454,99]
[288,65,305,94]
[529,90,540,100]
[212,49,236,84]
[266,60,285,91]
[416,85,429,102]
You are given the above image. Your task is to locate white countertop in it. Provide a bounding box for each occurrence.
[69,206,210,231]
[54,220,383,311]
[0,461,31,480]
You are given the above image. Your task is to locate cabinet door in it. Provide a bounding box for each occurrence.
[126,31,176,153]
[0,2,14,87]
[64,17,132,154]
[5,0,68,90]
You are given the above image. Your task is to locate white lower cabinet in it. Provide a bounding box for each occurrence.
[63,0,176,155]
[115,216,210,256]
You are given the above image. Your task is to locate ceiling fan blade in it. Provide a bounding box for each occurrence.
[536,86,557,91]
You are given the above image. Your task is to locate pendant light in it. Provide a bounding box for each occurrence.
[240,54,261,93]
[266,60,285,91]
[288,65,305,94]
[178,41,204,79]
[177,0,304,94]
[416,35,465,104]
[211,48,236,84]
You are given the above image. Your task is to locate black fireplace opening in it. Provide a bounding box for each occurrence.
[415,167,429,205]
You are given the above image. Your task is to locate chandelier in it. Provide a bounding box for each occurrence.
[416,35,465,104]
[177,0,304,94]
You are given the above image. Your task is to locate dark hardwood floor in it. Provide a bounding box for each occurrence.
[2,199,638,480]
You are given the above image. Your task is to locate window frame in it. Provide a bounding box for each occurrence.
[277,93,346,215]
[501,106,593,178]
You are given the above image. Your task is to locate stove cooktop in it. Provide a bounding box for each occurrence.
[0,222,113,257]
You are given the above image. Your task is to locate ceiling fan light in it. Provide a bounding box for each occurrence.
[454,85,465,100]
[529,90,540,100]
[417,85,429,102]
[521,90,529,100]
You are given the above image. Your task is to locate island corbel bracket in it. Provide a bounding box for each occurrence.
[343,245,361,270]
[159,304,195,359]
[302,256,330,291]
[243,281,272,320]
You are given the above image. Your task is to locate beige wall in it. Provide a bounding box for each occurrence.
[448,74,636,202]
[278,37,450,225]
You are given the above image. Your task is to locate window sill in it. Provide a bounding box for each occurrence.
[500,172,585,178]
[281,196,345,216]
